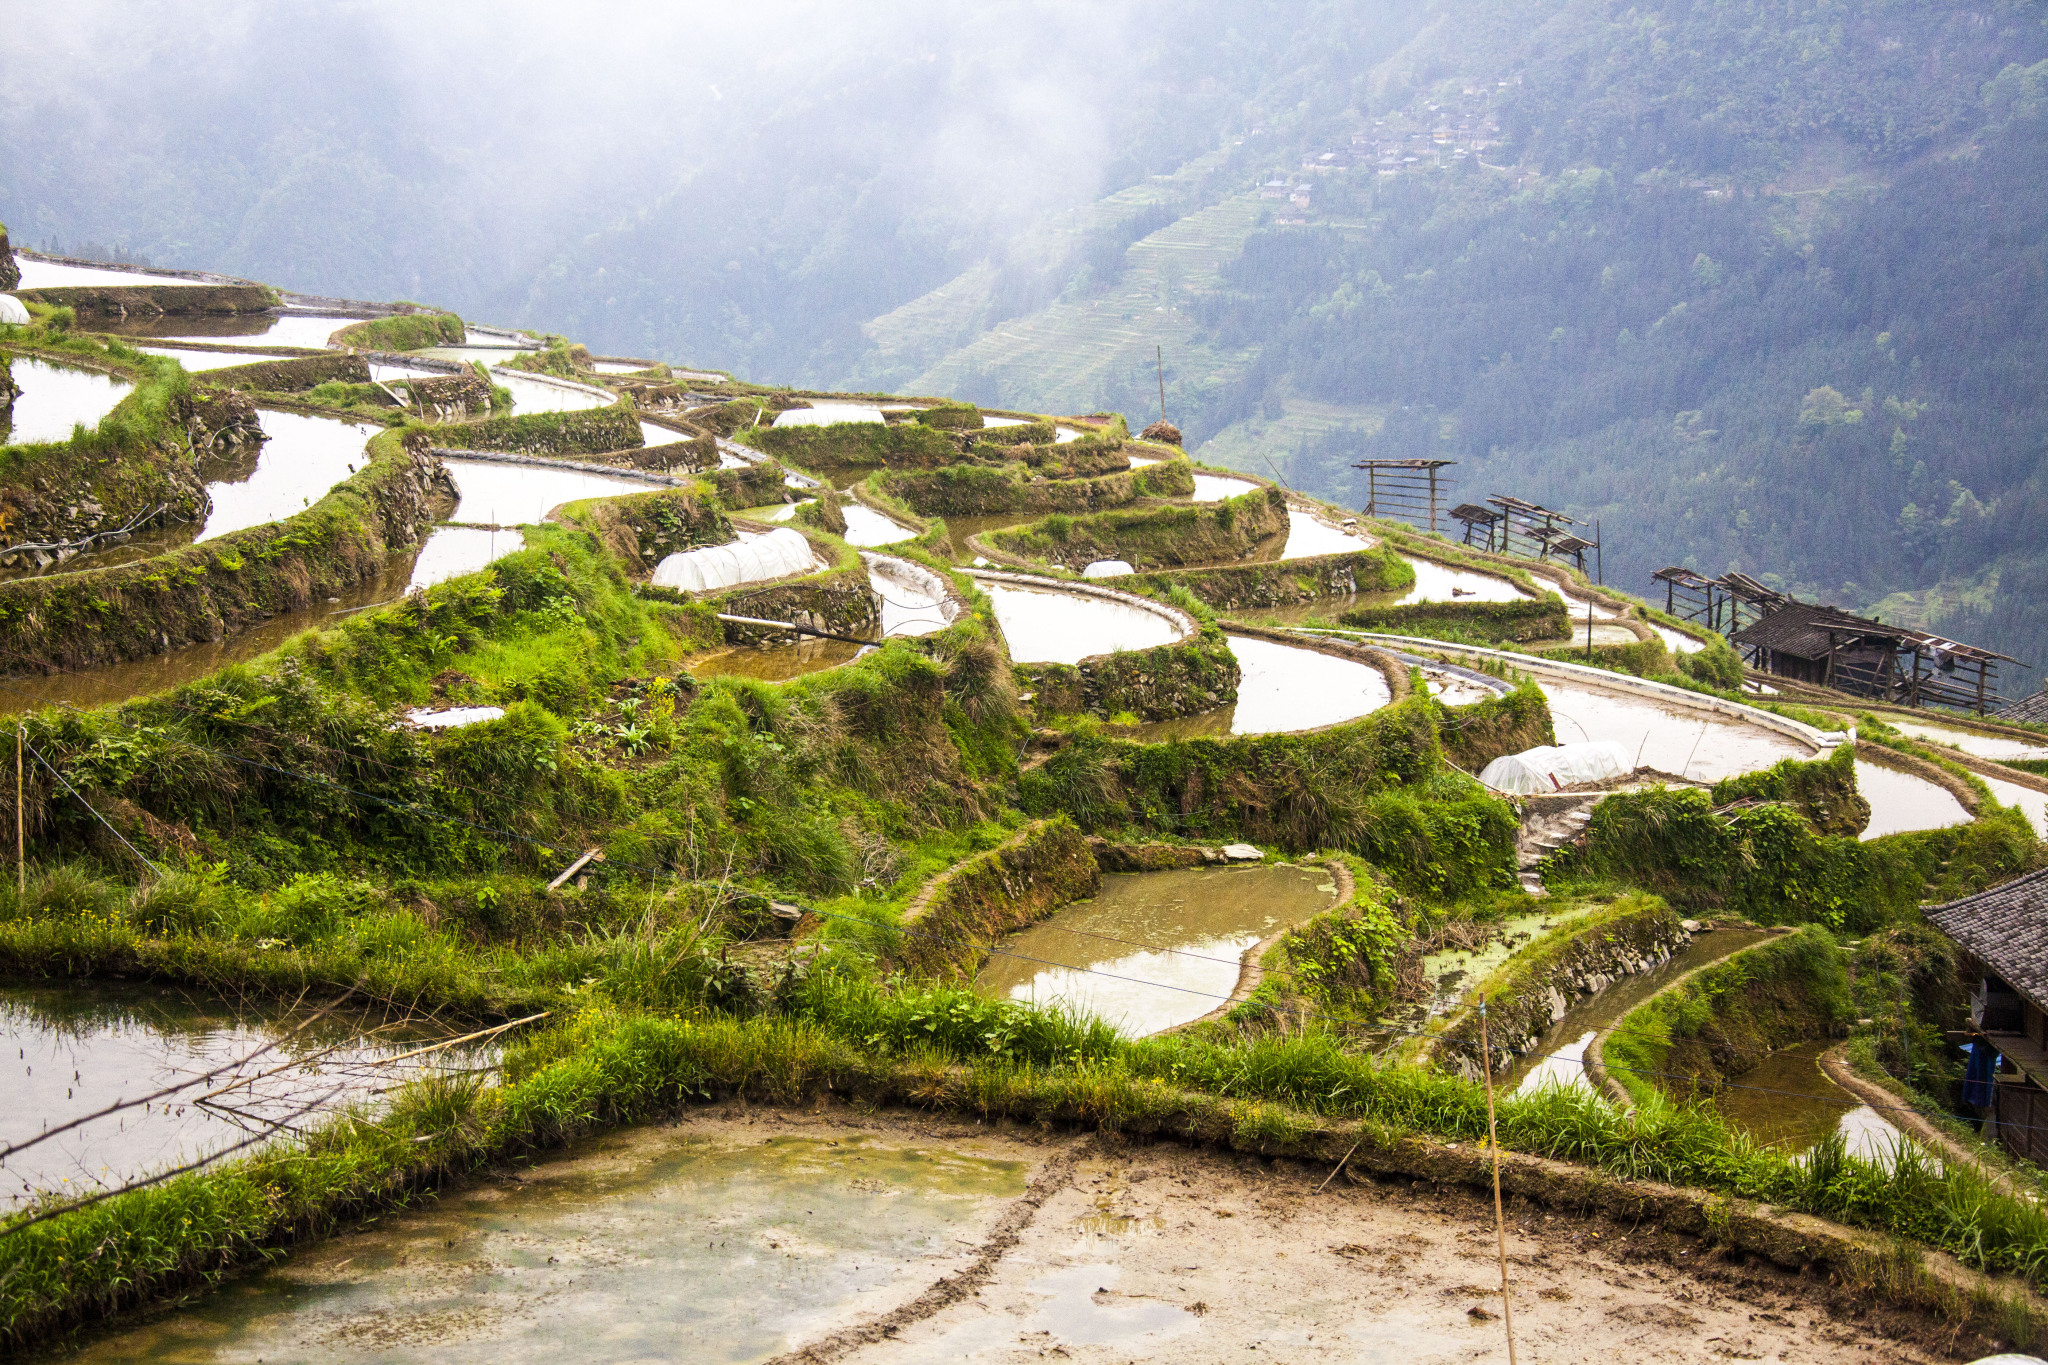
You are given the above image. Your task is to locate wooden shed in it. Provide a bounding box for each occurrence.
[1928,868,2048,1165]
[1729,601,2014,715]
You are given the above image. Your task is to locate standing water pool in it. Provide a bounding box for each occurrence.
[974,864,1339,1036]
[2,357,134,445]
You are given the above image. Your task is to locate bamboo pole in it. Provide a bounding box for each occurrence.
[1479,998,1519,1364]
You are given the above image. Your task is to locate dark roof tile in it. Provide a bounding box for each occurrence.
[1927,867,2048,1014]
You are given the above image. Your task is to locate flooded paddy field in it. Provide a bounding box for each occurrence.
[198,411,376,541]
[2,356,134,445]
[1704,1040,1907,1168]
[1130,635,1392,739]
[1538,679,1808,782]
[977,580,1181,664]
[440,458,664,526]
[118,1106,1948,1365]
[1891,719,2048,762]
[839,502,915,547]
[974,863,1339,1036]
[134,345,300,372]
[1854,760,1971,839]
[1190,471,1259,502]
[1277,508,1375,560]
[13,257,212,289]
[0,981,477,1212]
[1510,928,1777,1096]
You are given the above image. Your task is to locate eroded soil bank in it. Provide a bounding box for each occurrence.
[47,1107,1977,1364]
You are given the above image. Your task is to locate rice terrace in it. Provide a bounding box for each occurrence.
[5,2,2048,1361]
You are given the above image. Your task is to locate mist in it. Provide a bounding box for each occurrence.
[0,0,1260,379]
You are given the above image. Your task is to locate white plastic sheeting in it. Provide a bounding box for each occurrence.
[405,706,506,730]
[650,529,821,593]
[1081,560,1134,578]
[771,404,884,427]
[0,295,30,325]
[1479,741,1634,795]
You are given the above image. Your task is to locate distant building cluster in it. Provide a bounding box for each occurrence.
[1258,80,1517,222]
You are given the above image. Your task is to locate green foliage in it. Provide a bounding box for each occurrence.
[1709,743,1870,837]
[1549,777,2037,930]
[743,419,960,469]
[1432,678,1555,772]
[1343,594,1568,643]
[438,405,641,455]
[330,312,465,351]
[912,402,980,429]
[991,486,1286,569]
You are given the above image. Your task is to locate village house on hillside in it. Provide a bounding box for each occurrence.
[1928,867,2048,1165]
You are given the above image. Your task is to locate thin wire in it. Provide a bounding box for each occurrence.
[21,734,161,877]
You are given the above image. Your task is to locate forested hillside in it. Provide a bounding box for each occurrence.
[871,0,2048,683]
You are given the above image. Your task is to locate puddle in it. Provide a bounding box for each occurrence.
[1395,555,1528,605]
[1018,1265,1194,1345]
[1191,473,1259,502]
[440,458,664,526]
[1892,720,2048,762]
[980,581,1180,664]
[1981,775,2048,837]
[975,864,1337,1036]
[197,411,375,541]
[1054,426,1082,443]
[1,356,134,445]
[0,982,476,1211]
[1855,760,1971,839]
[62,1127,1028,1365]
[410,525,525,591]
[1279,509,1375,559]
[13,258,209,289]
[1705,1040,1907,1168]
[1538,680,1806,782]
[840,503,915,548]
[1130,636,1392,739]
[1509,929,1776,1095]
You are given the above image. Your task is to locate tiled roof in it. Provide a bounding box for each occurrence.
[2002,690,2048,726]
[1927,867,2048,1013]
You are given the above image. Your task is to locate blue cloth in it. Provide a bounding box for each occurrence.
[1964,1039,1999,1108]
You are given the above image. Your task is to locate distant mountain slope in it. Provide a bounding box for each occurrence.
[862,0,2048,682]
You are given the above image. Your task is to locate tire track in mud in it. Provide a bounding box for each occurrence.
[765,1138,1090,1363]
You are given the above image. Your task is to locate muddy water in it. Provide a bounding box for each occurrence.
[1,356,134,445]
[62,1125,1027,1365]
[1892,719,2048,762]
[1707,1040,1907,1167]
[440,458,664,525]
[1411,910,1592,1034]
[1508,928,1776,1096]
[1981,774,2048,838]
[688,637,869,682]
[1538,679,1806,781]
[1130,636,1392,740]
[198,411,375,541]
[840,503,915,548]
[0,982,473,1211]
[980,581,1180,664]
[1191,472,1259,502]
[975,864,1338,1036]
[1855,760,1971,839]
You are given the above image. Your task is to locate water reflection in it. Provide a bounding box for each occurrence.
[975,865,1337,1036]
[198,411,374,542]
[1855,759,1971,839]
[60,1128,1026,1365]
[440,458,663,525]
[0,981,474,1210]
[1,357,133,445]
[1538,680,1806,782]
[980,581,1180,664]
[1130,636,1392,739]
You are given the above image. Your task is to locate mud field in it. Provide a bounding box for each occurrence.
[59,1106,1973,1364]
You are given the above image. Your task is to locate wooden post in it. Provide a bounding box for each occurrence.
[1428,466,1439,535]
[15,724,22,897]
[1595,519,1602,585]
[1479,999,1519,1364]
[1156,345,1166,426]
[1366,466,1378,517]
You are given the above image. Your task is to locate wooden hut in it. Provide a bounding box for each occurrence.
[1729,601,2013,714]
[1928,869,2048,1165]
